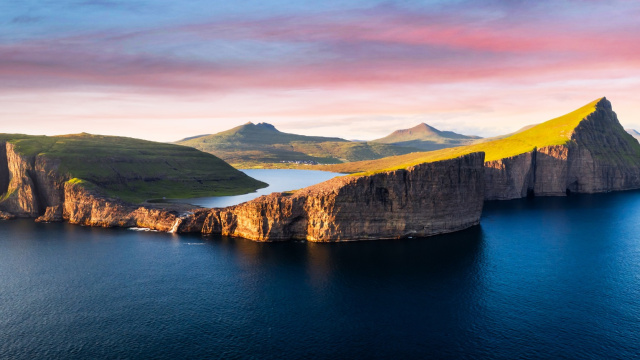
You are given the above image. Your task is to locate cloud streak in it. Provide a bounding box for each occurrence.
[2,3,640,94]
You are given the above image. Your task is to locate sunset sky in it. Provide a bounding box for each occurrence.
[2,0,639,142]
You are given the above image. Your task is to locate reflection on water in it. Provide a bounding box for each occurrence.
[168,169,343,208]
[2,191,640,358]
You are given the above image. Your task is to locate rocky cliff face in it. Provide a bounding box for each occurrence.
[0,142,184,231]
[0,141,486,241]
[0,142,43,217]
[181,153,485,241]
[1,97,639,242]
[484,152,536,200]
[484,98,640,200]
[61,182,180,231]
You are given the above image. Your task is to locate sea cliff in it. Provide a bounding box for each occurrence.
[484,98,640,199]
[0,143,486,241]
[0,141,185,231]
[1,98,639,242]
[179,152,485,241]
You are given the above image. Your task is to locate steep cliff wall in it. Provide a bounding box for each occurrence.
[185,153,485,241]
[484,98,640,200]
[62,182,179,231]
[484,152,536,200]
[568,99,640,192]
[0,142,183,231]
[0,144,486,241]
[0,143,9,196]
[0,142,41,217]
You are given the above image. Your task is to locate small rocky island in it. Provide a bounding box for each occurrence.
[1,98,639,241]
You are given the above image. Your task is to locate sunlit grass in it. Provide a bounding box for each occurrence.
[320,98,604,174]
[2,133,266,203]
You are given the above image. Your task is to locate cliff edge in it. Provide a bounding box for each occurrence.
[321,98,640,200]
[484,97,640,199]
[178,153,485,241]
[0,133,265,230]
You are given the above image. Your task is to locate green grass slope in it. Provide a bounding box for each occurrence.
[176,122,420,167]
[2,133,267,203]
[320,98,607,174]
[371,123,482,151]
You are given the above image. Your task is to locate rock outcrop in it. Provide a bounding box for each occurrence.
[484,98,640,200]
[180,153,486,241]
[62,182,180,231]
[0,141,185,231]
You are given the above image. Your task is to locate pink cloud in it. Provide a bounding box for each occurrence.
[1,5,640,96]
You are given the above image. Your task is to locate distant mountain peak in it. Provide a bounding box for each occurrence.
[255,122,279,132]
[373,123,481,149]
[399,123,441,136]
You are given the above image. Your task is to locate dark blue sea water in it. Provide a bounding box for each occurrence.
[2,191,640,359]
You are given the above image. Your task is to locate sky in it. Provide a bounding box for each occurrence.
[1,0,640,142]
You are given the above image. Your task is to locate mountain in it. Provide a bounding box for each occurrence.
[371,123,482,151]
[176,122,419,167]
[625,129,640,142]
[0,133,266,207]
[321,97,640,199]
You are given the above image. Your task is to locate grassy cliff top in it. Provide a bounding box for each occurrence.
[320,98,604,174]
[2,133,266,203]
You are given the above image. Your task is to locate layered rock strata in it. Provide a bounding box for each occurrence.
[484,98,640,200]
[180,153,486,241]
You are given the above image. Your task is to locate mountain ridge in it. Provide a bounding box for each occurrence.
[176,122,421,167]
[371,122,482,151]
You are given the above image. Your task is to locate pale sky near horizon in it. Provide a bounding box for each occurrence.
[1,0,639,142]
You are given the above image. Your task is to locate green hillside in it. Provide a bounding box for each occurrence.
[321,97,615,175]
[1,133,267,203]
[371,123,482,150]
[176,122,420,168]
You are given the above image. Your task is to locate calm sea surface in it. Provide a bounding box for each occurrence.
[1,170,640,359]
